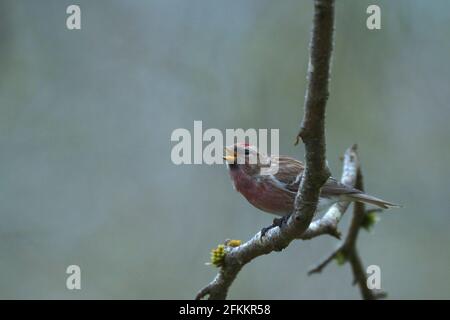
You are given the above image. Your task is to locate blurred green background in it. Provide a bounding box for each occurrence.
[1,0,449,299]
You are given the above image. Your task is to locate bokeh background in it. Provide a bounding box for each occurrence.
[1,0,449,299]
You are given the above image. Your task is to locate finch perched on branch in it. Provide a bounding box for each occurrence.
[223,143,399,219]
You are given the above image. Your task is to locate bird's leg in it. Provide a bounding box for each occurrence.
[260,214,290,237]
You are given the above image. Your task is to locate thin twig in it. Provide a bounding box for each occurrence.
[308,169,387,299]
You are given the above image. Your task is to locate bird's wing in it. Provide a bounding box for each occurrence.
[263,156,305,192]
[265,156,361,196]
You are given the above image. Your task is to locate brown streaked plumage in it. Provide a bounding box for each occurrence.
[224,143,400,217]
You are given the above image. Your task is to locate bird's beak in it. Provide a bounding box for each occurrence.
[223,147,236,162]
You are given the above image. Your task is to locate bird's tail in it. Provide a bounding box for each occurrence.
[342,193,401,209]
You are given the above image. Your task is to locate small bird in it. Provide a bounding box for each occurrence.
[223,143,399,222]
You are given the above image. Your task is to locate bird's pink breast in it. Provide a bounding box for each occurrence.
[229,169,294,216]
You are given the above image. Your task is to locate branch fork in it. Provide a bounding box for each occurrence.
[196,0,386,300]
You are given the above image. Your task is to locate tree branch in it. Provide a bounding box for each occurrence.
[301,144,359,240]
[308,168,387,300]
[291,0,334,234]
[196,0,336,300]
[196,145,357,300]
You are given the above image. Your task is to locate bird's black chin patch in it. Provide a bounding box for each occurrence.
[228,163,238,171]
